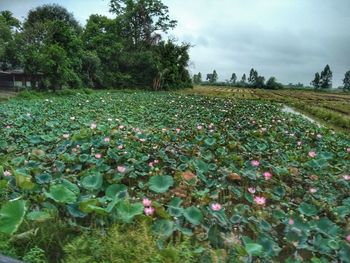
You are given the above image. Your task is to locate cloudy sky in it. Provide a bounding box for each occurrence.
[1,0,349,86]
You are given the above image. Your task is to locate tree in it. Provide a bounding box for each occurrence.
[206,70,218,83]
[0,11,21,70]
[40,44,78,91]
[193,72,202,84]
[21,4,84,89]
[343,70,350,91]
[197,72,202,83]
[266,77,283,90]
[230,73,237,84]
[320,64,332,89]
[109,0,177,48]
[255,76,265,89]
[153,40,192,90]
[241,73,246,84]
[311,72,321,89]
[248,68,258,86]
[24,4,81,32]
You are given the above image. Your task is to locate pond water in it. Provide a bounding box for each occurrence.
[282,105,322,127]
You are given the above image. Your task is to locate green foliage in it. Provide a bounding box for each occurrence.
[320,64,333,89]
[193,72,202,84]
[2,1,190,90]
[311,72,321,89]
[0,234,17,258]
[312,65,333,89]
[149,175,174,193]
[343,70,350,90]
[206,70,218,84]
[265,76,283,90]
[109,0,177,47]
[230,73,237,84]
[22,246,47,263]
[0,200,27,235]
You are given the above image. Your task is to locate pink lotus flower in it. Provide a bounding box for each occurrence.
[148,162,154,167]
[139,138,146,142]
[175,128,181,133]
[144,206,155,216]
[289,218,294,225]
[297,141,302,146]
[70,116,75,120]
[347,148,350,153]
[63,134,69,139]
[117,166,126,173]
[197,125,203,130]
[308,151,316,158]
[254,196,266,205]
[248,187,256,194]
[309,188,317,194]
[162,128,167,132]
[316,134,322,139]
[104,137,110,143]
[119,125,125,129]
[90,123,97,129]
[3,170,11,177]
[343,175,350,181]
[263,172,272,181]
[117,145,124,149]
[251,160,260,167]
[261,128,267,132]
[154,159,159,164]
[5,125,11,129]
[95,153,102,159]
[211,203,222,211]
[346,234,350,243]
[142,198,152,207]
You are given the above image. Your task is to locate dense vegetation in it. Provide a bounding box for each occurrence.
[193,65,350,91]
[0,90,350,262]
[0,0,192,90]
[183,86,350,132]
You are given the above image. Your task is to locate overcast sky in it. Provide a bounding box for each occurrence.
[1,0,349,87]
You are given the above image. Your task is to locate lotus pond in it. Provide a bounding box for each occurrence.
[0,90,350,262]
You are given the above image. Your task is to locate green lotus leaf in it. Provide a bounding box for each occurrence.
[81,172,103,190]
[183,206,203,225]
[152,219,175,238]
[46,184,77,204]
[149,175,174,193]
[115,201,143,223]
[106,184,127,199]
[26,211,52,222]
[245,243,263,256]
[15,171,35,190]
[299,202,318,216]
[0,200,27,234]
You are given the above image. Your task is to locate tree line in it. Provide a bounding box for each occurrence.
[0,0,192,91]
[193,68,283,90]
[193,65,350,91]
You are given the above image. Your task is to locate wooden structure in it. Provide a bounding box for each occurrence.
[0,70,32,91]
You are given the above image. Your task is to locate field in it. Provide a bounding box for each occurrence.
[181,86,350,132]
[0,90,350,262]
